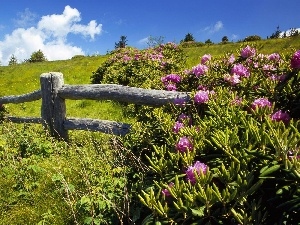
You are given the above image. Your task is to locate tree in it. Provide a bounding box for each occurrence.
[8,54,18,66]
[181,33,195,43]
[289,28,299,37]
[270,26,281,39]
[29,49,47,63]
[115,35,128,49]
[147,35,165,47]
[205,39,213,44]
[243,35,262,42]
[221,36,229,43]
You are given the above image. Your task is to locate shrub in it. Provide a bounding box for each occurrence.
[122,45,300,224]
[91,43,186,89]
[243,35,262,42]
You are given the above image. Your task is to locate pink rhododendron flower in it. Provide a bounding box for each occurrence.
[231,97,243,106]
[231,64,250,77]
[172,121,184,133]
[240,45,256,58]
[166,83,177,91]
[227,54,235,64]
[271,110,291,123]
[224,74,241,85]
[186,161,208,184]
[268,53,281,62]
[194,90,209,104]
[291,50,300,69]
[201,54,211,64]
[191,64,208,77]
[176,136,193,153]
[197,85,208,91]
[162,182,174,197]
[251,98,272,109]
[177,113,192,126]
[161,74,181,84]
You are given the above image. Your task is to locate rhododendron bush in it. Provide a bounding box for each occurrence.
[93,44,300,224]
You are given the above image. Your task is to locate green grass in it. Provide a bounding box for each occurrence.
[183,36,300,67]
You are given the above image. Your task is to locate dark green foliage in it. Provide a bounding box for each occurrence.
[270,26,282,39]
[244,35,262,42]
[115,35,128,49]
[205,39,213,44]
[181,33,195,43]
[221,36,229,43]
[28,49,47,63]
[8,54,18,66]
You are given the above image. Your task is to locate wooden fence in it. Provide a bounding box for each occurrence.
[0,72,190,140]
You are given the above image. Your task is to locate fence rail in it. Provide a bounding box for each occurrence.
[0,72,190,140]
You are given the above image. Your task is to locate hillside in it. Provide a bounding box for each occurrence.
[1,36,300,119]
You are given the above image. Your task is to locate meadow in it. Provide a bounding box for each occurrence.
[0,36,300,224]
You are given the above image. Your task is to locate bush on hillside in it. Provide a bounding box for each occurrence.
[180,41,205,48]
[121,46,300,224]
[243,35,262,42]
[91,43,186,89]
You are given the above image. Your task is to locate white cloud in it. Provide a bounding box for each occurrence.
[204,21,223,34]
[138,37,149,45]
[13,8,37,28]
[280,28,300,37]
[0,5,102,65]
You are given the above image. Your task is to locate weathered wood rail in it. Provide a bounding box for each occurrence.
[0,72,190,140]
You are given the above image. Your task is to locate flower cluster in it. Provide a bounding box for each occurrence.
[251,98,272,109]
[194,90,210,104]
[271,110,291,123]
[161,74,181,91]
[186,161,208,184]
[191,64,209,77]
[240,45,256,58]
[291,50,300,69]
[176,136,193,153]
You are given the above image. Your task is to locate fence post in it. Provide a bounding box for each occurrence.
[40,72,68,140]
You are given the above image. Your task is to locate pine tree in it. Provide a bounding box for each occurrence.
[115,36,128,49]
[8,54,18,65]
[29,50,47,63]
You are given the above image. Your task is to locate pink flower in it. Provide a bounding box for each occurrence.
[201,54,211,64]
[172,121,184,134]
[231,64,250,77]
[251,98,272,109]
[268,53,281,62]
[177,113,192,124]
[186,161,208,184]
[162,182,174,197]
[231,97,243,106]
[291,50,300,69]
[227,54,235,64]
[194,90,209,104]
[166,83,177,91]
[161,74,181,84]
[271,110,291,123]
[240,45,256,58]
[191,64,208,77]
[224,74,241,85]
[176,136,193,153]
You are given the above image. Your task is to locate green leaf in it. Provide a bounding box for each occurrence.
[190,206,205,217]
[260,164,280,177]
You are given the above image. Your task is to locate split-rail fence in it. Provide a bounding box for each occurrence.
[0,72,190,140]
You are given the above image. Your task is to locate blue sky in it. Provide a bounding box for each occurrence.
[0,0,299,65]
